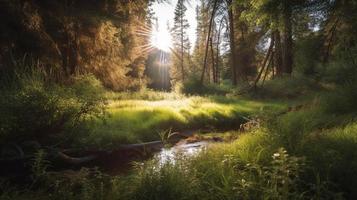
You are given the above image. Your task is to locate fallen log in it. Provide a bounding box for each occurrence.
[57,152,98,165]
[118,140,164,151]
[1,131,193,171]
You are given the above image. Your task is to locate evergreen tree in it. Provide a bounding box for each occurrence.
[171,0,190,83]
[0,0,152,91]
[192,1,209,78]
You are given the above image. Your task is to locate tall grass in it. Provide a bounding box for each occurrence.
[118,75,357,199]
[0,65,106,146]
[2,65,357,199]
[83,96,286,147]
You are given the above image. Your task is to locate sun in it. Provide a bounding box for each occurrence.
[150,27,172,52]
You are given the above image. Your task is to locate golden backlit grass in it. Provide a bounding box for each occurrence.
[83,94,287,147]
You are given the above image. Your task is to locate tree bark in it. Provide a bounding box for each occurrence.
[253,34,275,89]
[282,2,293,74]
[262,50,274,85]
[210,38,216,83]
[200,0,218,84]
[274,30,283,75]
[181,9,185,81]
[227,0,238,85]
[215,17,225,84]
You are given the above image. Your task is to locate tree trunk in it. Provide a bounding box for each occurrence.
[181,11,185,81]
[282,2,293,74]
[227,0,237,85]
[274,30,283,75]
[69,28,79,75]
[200,0,218,84]
[215,17,225,84]
[253,34,275,89]
[210,38,216,83]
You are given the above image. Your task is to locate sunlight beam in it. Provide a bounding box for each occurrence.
[150,26,172,52]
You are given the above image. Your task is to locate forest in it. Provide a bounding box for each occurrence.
[0,0,356,199]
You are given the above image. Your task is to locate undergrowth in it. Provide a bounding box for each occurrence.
[1,64,357,199]
[0,66,106,147]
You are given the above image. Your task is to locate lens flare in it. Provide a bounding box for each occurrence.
[150,27,172,52]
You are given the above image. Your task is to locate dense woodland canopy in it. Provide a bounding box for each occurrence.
[1,0,357,200]
[0,0,155,90]
[1,0,356,89]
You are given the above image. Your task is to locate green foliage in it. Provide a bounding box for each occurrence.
[318,61,357,114]
[2,75,357,199]
[106,88,184,101]
[170,0,191,85]
[254,75,320,99]
[122,142,309,200]
[301,122,357,199]
[0,68,106,144]
[0,0,151,91]
[262,90,357,198]
[129,159,199,200]
[1,164,127,200]
[84,94,284,147]
[294,35,322,75]
[321,84,357,115]
[181,77,231,95]
[31,150,50,183]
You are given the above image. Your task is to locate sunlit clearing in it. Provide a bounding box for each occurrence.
[109,99,192,111]
[151,27,172,52]
[143,99,191,109]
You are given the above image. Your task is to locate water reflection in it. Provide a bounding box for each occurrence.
[156,141,209,164]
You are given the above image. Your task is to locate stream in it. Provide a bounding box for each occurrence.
[106,139,211,175]
[155,141,209,164]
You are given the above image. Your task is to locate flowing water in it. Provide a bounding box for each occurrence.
[155,141,209,164]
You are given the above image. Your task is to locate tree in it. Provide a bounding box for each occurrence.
[282,0,293,74]
[0,0,153,90]
[200,0,219,84]
[192,1,209,79]
[243,0,297,76]
[171,0,190,82]
[226,0,238,85]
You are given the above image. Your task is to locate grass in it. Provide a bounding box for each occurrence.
[119,99,357,199]
[2,76,357,199]
[104,77,357,199]
[82,95,287,147]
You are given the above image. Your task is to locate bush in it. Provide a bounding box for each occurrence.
[319,62,357,114]
[181,77,231,95]
[0,68,106,145]
[253,75,320,99]
[294,35,322,75]
[301,122,357,199]
[321,83,357,114]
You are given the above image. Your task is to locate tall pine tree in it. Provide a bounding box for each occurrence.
[171,0,190,82]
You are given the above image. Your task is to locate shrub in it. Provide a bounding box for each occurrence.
[181,77,231,95]
[253,75,320,99]
[294,35,322,75]
[0,68,106,145]
[301,122,357,199]
[319,62,357,114]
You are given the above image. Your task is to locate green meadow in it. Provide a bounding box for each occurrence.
[84,94,287,147]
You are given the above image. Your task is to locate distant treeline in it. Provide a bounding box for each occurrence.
[0,0,356,91]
